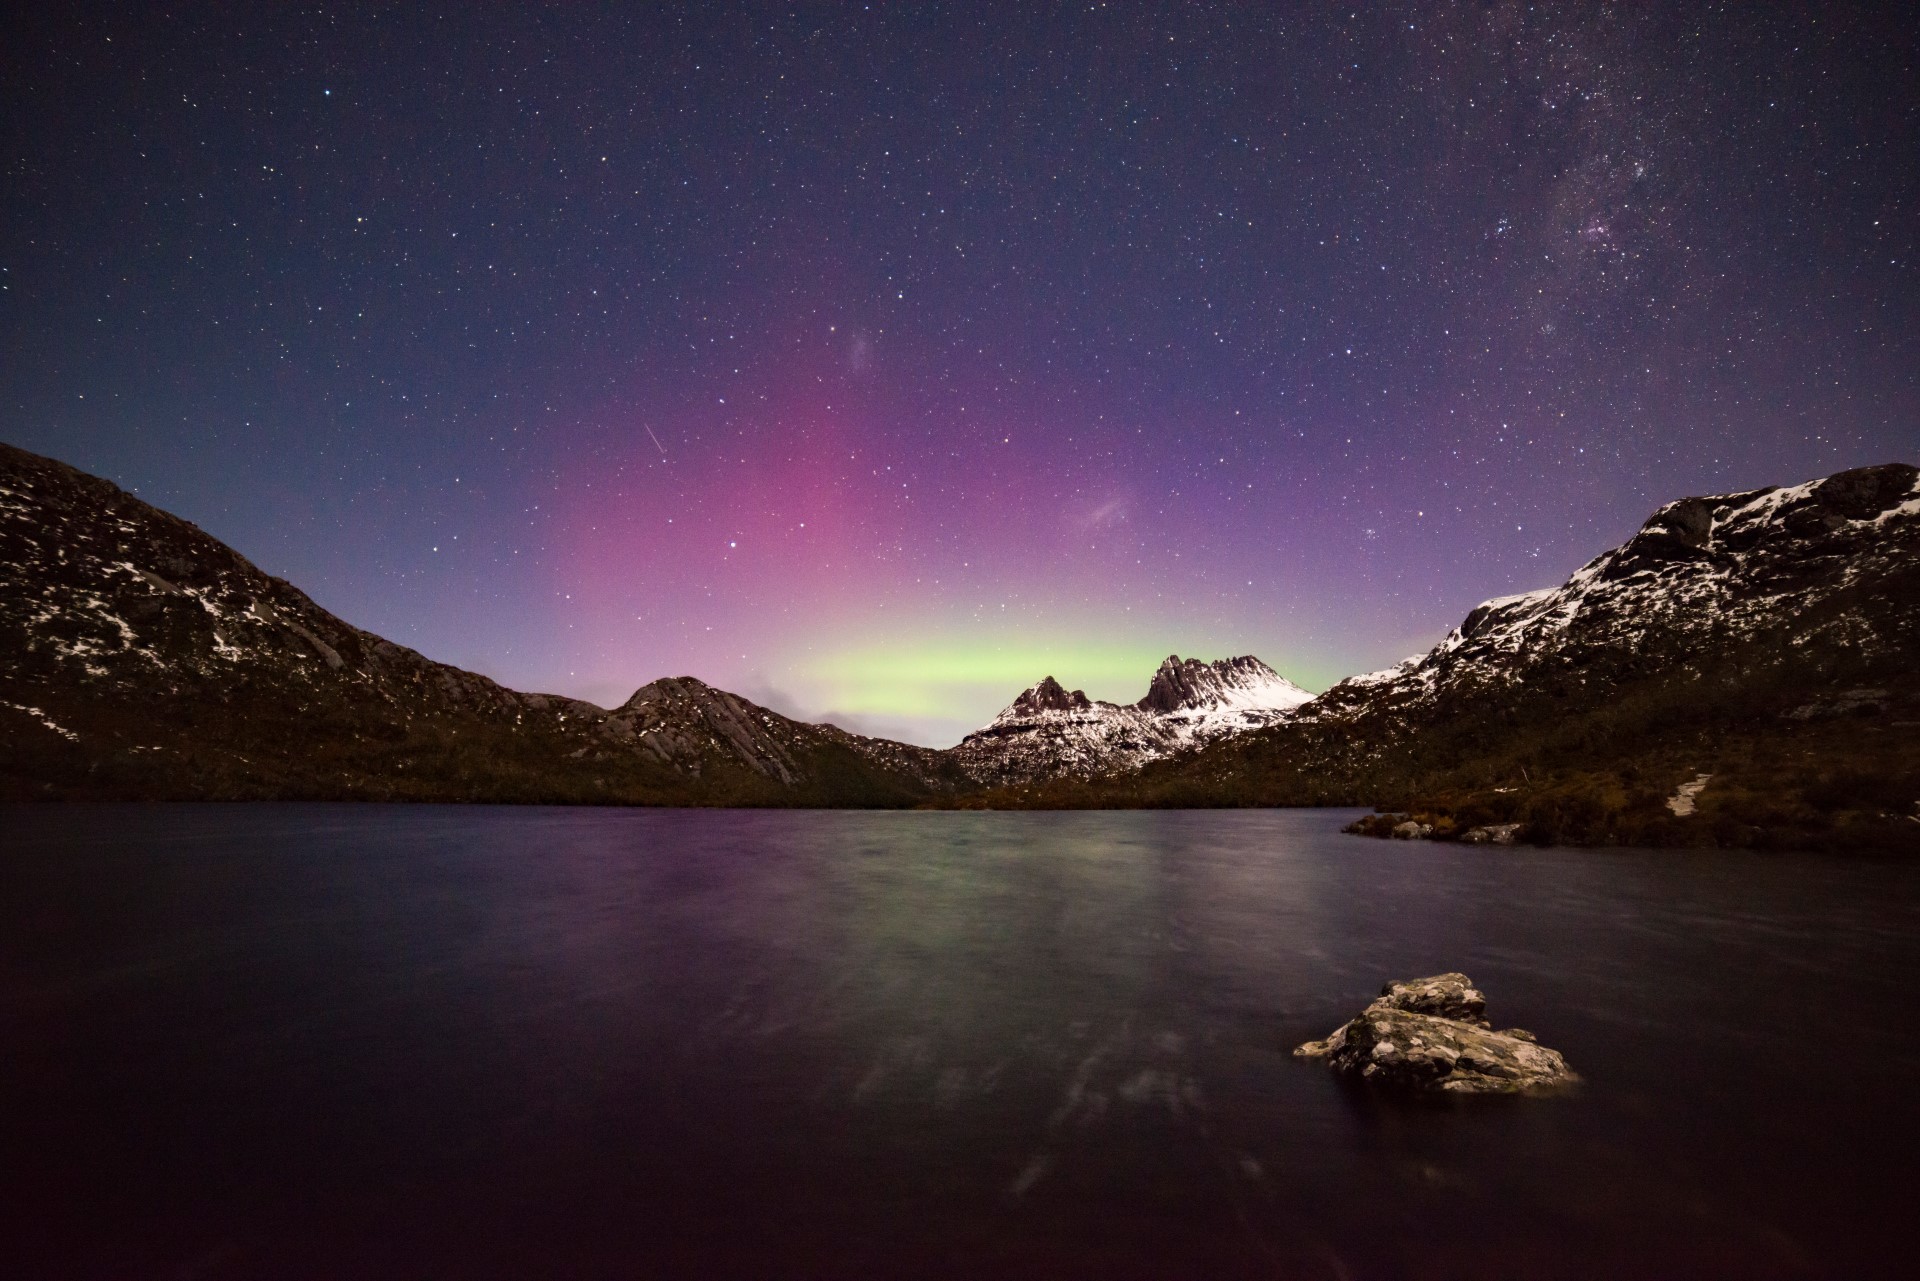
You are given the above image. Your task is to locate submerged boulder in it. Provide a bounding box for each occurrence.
[1294,974,1575,1095]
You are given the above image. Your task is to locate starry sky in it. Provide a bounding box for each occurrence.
[4,3,1916,745]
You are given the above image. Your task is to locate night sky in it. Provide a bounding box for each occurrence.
[5,4,1915,745]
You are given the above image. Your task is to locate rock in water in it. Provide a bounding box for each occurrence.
[1294,973,1575,1095]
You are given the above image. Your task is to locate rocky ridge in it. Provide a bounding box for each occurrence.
[1306,462,1920,728]
[949,653,1312,787]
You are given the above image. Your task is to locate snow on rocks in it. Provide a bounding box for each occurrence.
[2,701,80,741]
[1309,462,1920,724]
[1667,773,1712,817]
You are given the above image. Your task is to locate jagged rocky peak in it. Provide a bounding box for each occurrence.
[1009,675,1094,715]
[1137,653,1312,714]
[1139,654,1221,713]
[953,652,1316,787]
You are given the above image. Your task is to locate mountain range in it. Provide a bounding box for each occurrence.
[3,441,1915,848]
[991,461,1920,849]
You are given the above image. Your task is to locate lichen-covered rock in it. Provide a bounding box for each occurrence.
[1460,823,1523,844]
[1391,820,1432,840]
[1373,972,1487,1024]
[1294,974,1575,1095]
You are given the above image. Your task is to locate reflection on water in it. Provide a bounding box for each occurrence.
[4,805,1917,1279]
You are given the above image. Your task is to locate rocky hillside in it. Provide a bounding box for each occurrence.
[950,654,1311,786]
[0,442,960,804]
[601,675,958,793]
[1308,463,1920,727]
[983,463,1920,850]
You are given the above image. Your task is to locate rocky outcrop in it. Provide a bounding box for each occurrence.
[1295,974,1575,1095]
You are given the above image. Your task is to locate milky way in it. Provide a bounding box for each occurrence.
[4,3,1914,743]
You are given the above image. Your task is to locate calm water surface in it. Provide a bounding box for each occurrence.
[4,805,1917,1279]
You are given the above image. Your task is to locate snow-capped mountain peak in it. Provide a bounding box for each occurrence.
[1137,654,1313,715]
[955,652,1313,785]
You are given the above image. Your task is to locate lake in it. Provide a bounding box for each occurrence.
[4,804,1916,1278]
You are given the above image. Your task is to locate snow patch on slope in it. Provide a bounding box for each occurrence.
[3,701,79,741]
